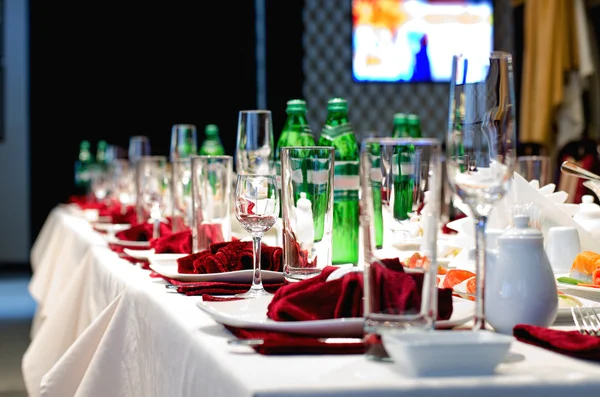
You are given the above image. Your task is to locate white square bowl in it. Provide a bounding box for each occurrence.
[382,330,513,377]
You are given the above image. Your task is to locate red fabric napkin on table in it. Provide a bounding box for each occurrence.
[150,229,192,254]
[106,206,138,225]
[115,222,172,242]
[107,243,150,269]
[223,325,366,355]
[267,258,454,322]
[176,241,282,274]
[513,324,600,361]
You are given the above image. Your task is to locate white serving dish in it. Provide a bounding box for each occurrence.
[382,330,513,377]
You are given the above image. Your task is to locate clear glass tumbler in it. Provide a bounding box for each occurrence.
[280,146,335,281]
[191,155,233,252]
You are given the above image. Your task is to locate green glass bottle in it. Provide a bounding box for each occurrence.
[391,113,408,138]
[407,114,422,138]
[95,140,109,170]
[391,113,415,221]
[275,99,316,221]
[199,124,225,156]
[74,140,93,196]
[318,98,359,265]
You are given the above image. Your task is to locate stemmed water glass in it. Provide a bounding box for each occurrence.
[234,174,279,298]
[236,110,274,175]
[446,52,517,330]
[139,156,170,239]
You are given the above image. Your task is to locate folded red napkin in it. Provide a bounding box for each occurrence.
[223,325,365,355]
[150,229,192,254]
[115,222,172,242]
[513,324,600,361]
[107,206,138,225]
[68,195,109,211]
[176,241,283,274]
[267,258,454,322]
[107,244,150,269]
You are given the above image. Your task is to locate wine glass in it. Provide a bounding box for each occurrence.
[138,156,169,239]
[235,110,274,175]
[234,173,279,298]
[446,52,517,330]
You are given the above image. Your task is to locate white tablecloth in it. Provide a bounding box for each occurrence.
[22,206,600,397]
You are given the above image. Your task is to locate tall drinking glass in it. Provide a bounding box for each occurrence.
[236,110,274,175]
[234,174,279,298]
[191,155,233,252]
[516,155,551,187]
[280,147,335,281]
[171,158,193,233]
[128,135,152,224]
[360,138,442,359]
[170,124,198,162]
[446,52,517,330]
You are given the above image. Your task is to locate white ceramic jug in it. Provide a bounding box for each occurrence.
[485,215,558,334]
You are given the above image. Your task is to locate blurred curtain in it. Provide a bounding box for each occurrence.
[519,0,580,153]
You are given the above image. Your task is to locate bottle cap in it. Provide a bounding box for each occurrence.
[97,140,107,148]
[81,140,91,149]
[327,98,347,112]
[205,124,219,137]
[286,99,307,112]
[297,192,312,211]
[393,113,407,124]
[407,114,420,124]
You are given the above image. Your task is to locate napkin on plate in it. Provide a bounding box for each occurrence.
[108,243,150,269]
[150,229,192,254]
[513,324,600,361]
[115,222,172,242]
[267,258,454,322]
[107,206,138,225]
[152,273,286,296]
[223,325,366,355]
[176,241,283,274]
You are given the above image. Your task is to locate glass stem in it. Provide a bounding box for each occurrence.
[473,215,488,331]
[152,218,160,239]
[251,236,264,290]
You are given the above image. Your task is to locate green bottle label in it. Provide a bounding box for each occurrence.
[321,123,354,139]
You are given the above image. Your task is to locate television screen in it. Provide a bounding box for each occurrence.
[352,0,494,83]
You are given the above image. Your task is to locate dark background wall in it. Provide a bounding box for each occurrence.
[28,1,304,248]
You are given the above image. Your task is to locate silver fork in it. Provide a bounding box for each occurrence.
[571,306,600,336]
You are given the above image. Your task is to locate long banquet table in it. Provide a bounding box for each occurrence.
[22,205,600,397]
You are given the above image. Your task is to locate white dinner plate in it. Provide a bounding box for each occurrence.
[93,222,131,233]
[195,295,474,337]
[107,236,152,248]
[556,293,600,321]
[149,260,284,283]
[123,248,156,260]
[556,273,600,295]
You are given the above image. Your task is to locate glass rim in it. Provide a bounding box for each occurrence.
[171,123,197,129]
[238,109,272,114]
[517,155,550,161]
[190,154,233,160]
[280,146,335,152]
[236,173,277,178]
[452,51,512,61]
[361,137,441,147]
